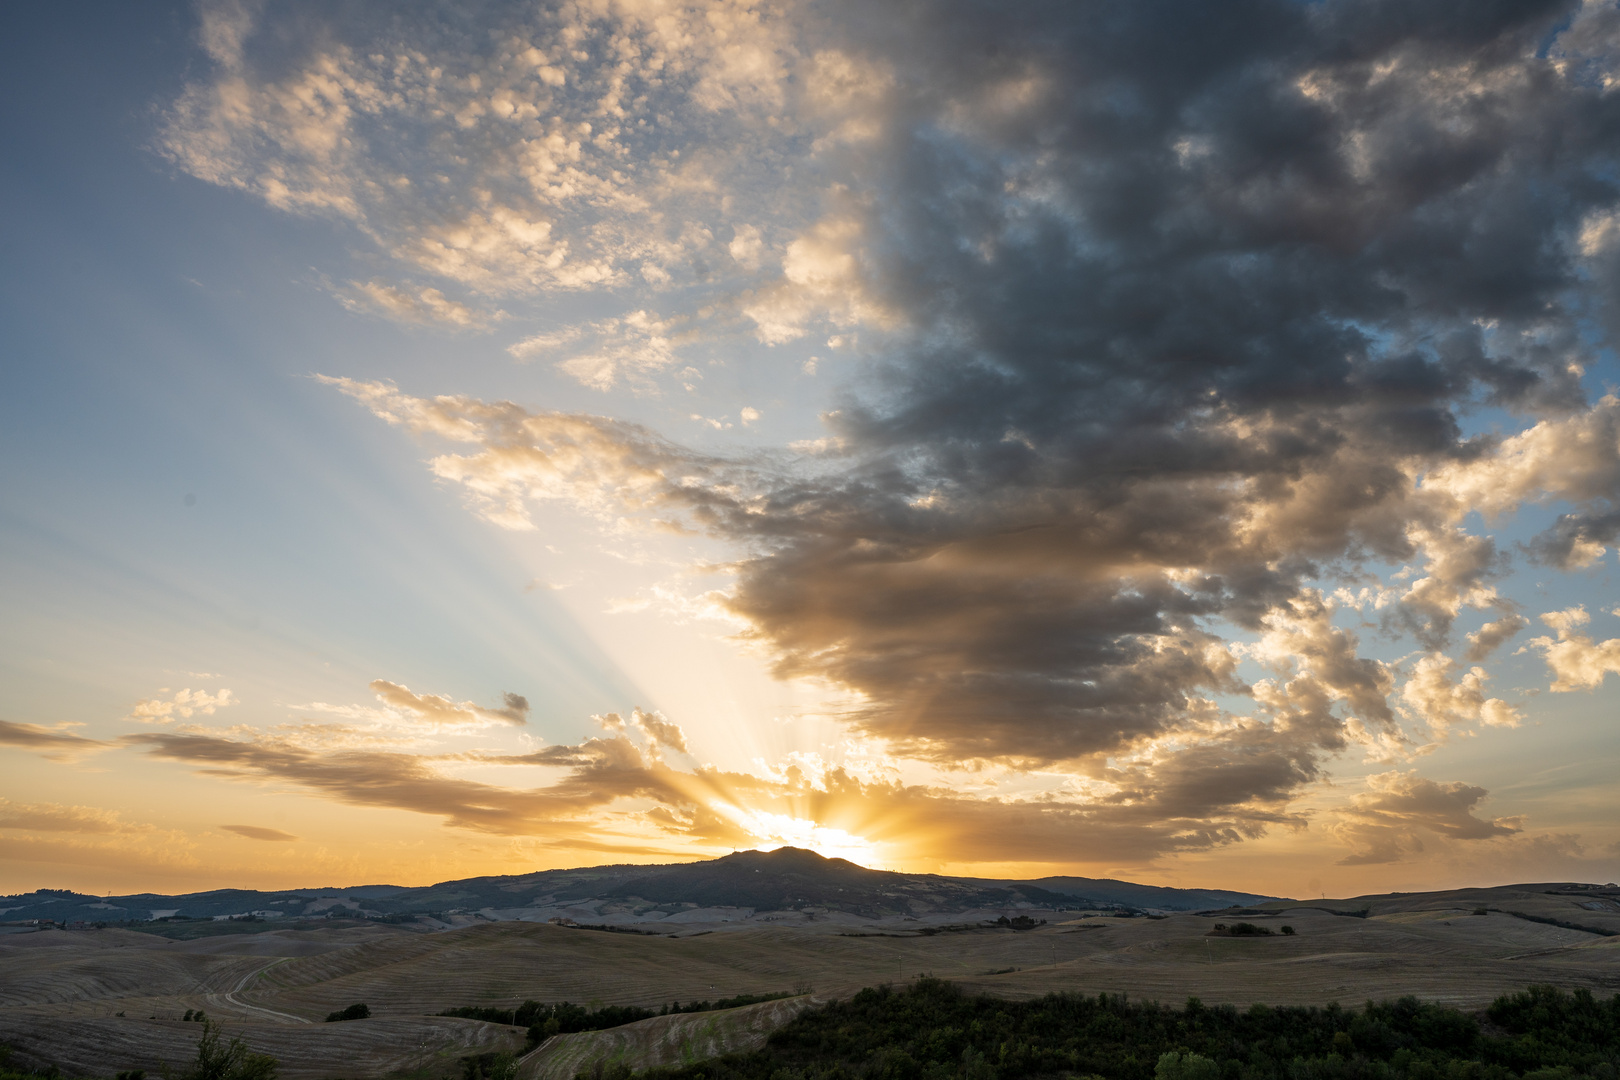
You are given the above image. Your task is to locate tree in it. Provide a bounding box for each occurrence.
[1155,1051,1220,1080]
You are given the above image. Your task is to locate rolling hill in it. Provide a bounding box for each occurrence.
[0,848,1277,932]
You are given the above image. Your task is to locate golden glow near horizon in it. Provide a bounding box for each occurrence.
[5,0,1620,899]
[719,808,884,868]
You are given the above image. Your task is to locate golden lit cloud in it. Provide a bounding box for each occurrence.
[125,687,236,725]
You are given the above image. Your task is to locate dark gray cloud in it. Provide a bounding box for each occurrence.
[302,0,1620,863]
[1333,770,1522,864]
[708,0,1620,772]
[0,719,107,761]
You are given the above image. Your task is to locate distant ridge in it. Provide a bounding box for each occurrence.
[0,847,1278,928]
[1027,876,1275,911]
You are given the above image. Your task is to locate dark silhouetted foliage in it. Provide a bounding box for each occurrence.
[459,1052,516,1080]
[442,992,793,1046]
[632,979,1620,1080]
[0,1044,62,1080]
[324,1004,370,1022]
[164,1019,277,1080]
[1208,922,1273,937]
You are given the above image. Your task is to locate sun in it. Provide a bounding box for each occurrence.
[724,807,881,867]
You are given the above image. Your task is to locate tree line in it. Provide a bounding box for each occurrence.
[631,979,1620,1080]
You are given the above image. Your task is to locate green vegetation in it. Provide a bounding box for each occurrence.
[442,993,795,1046]
[166,1020,277,1080]
[1207,923,1273,937]
[458,1052,517,1080]
[632,979,1620,1080]
[0,1044,64,1080]
[324,1004,370,1023]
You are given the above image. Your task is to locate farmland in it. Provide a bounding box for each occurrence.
[2,880,1619,1079]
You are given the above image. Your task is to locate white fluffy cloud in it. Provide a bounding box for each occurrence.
[126,687,236,724]
[1400,653,1521,736]
[1524,607,1620,691]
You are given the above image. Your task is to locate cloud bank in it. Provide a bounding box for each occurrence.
[156,0,1620,869]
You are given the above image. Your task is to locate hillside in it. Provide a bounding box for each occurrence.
[6,882,1620,1079]
[13,853,1620,1080]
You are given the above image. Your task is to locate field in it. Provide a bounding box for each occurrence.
[516,997,815,1080]
[2,883,1617,1080]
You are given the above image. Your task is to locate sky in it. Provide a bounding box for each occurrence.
[3,0,1620,900]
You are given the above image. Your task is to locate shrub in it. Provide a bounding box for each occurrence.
[1208,921,1272,937]
[460,1052,517,1080]
[167,1019,277,1080]
[324,1004,370,1023]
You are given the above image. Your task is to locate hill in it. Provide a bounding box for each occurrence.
[6,881,1620,1079]
[0,848,1275,932]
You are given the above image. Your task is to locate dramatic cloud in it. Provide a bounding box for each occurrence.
[129,709,1338,864]
[1334,771,1522,865]
[168,0,1620,867]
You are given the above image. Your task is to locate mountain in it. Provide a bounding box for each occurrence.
[0,848,1278,929]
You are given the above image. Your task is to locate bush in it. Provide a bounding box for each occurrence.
[324,1004,370,1023]
[1208,921,1272,936]
[1281,925,1296,935]
[167,1019,277,1080]
[460,1052,516,1080]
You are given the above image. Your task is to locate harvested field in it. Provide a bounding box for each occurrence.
[518,997,815,1080]
[4,883,1619,1078]
[0,1015,524,1080]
